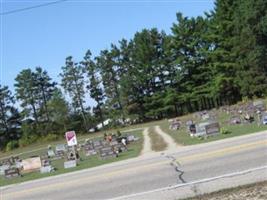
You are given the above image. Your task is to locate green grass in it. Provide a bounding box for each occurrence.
[0,130,143,186]
[148,127,168,152]
[1,100,267,186]
[0,117,167,159]
[160,113,267,146]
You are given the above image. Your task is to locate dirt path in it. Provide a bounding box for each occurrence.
[154,125,179,151]
[141,127,153,155]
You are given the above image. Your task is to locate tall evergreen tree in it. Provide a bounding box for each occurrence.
[82,50,105,128]
[233,0,267,97]
[34,67,56,123]
[47,88,70,132]
[208,0,241,105]
[0,85,21,149]
[15,69,39,126]
[60,56,88,131]
[96,47,125,122]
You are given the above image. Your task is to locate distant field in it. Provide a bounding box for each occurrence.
[0,130,143,186]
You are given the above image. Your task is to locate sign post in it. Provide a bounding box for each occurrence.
[65,131,77,147]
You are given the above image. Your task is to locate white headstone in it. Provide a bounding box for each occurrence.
[64,160,77,169]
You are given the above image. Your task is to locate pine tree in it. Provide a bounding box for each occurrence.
[34,67,56,123]
[60,56,88,131]
[82,50,105,128]
[233,0,267,97]
[15,69,39,127]
[0,85,21,149]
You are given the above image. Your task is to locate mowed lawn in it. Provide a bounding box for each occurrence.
[148,127,168,152]
[0,130,143,186]
[159,111,267,145]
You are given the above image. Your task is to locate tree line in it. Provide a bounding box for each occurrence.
[1,0,266,151]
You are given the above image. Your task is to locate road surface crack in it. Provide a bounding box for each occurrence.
[164,154,186,183]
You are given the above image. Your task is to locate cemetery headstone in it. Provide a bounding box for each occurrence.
[253,100,265,111]
[99,146,117,160]
[4,168,20,178]
[47,149,56,158]
[64,160,77,169]
[56,144,67,152]
[262,115,267,125]
[169,119,181,130]
[0,165,10,175]
[22,157,42,173]
[189,124,196,134]
[40,165,54,173]
[201,113,210,120]
[205,122,220,136]
[55,144,66,159]
[230,116,241,124]
[110,140,119,146]
[127,135,135,142]
[193,121,220,137]
[113,143,127,153]
[84,144,97,156]
[93,140,104,151]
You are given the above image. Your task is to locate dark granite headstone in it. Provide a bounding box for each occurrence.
[4,168,20,178]
[205,122,220,135]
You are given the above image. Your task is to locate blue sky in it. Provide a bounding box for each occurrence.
[1,0,214,107]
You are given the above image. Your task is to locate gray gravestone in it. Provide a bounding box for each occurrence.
[93,140,104,151]
[110,141,119,146]
[0,165,10,175]
[99,147,116,159]
[40,166,53,173]
[127,135,135,142]
[205,122,220,135]
[4,168,20,178]
[85,149,97,156]
[47,150,56,157]
[64,160,77,169]
[56,144,66,152]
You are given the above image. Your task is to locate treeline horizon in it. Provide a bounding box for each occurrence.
[0,0,266,151]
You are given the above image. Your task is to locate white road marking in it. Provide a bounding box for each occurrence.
[109,165,267,200]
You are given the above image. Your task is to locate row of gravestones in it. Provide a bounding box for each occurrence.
[0,134,139,178]
[186,121,220,138]
[0,156,55,178]
[84,139,128,160]
[221,101,266,115]
[0,157,22,178]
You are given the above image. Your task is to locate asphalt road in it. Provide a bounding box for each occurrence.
[1,131,267,200]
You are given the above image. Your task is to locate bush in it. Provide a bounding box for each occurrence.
[41,134,59,142]
[6,140,19,151]
[220,127,231,135]
[19,134,39,147]
[197,136,204,140]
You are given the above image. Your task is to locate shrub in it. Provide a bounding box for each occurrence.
[220,127,231,135]
[42,134,59,142]
[5,140,19,151]
[19,134,39,147]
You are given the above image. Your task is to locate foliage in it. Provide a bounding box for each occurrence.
[2,0,267,149]
[220,127,231,135]
[0,85,21,150]
[5,140,19,151]
[41,134,59,142]
[60,56,88,131]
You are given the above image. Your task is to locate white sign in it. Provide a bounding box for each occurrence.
[65,131,77,146]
